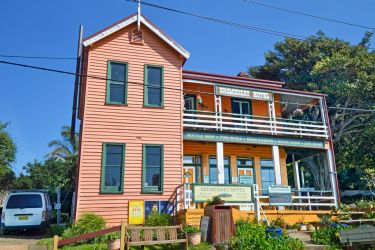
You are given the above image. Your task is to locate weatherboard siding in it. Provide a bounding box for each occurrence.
[76,23,184,225]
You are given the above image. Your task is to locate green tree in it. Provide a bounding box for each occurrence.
[47,125,78,160]
[249,32,375,189]
[0,123,16,190]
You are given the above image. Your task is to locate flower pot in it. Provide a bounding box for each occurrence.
[107,239,120,250]
[265,227,283,238]
[299,224,307,231]
[307,224,315,231]
[188,232,201,246]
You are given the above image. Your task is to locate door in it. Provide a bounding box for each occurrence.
[184,95,196,110]
[232,99,251,129]
[232,99,251,116]
[238,167,255,185]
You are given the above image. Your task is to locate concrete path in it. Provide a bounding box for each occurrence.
[288,229,328,250]
[0,230,48,250]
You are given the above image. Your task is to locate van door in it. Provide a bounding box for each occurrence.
[4,194,44,227]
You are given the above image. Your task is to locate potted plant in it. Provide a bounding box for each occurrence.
[298,219,307,231]
[106,232,120,250]
[183,224,201,246]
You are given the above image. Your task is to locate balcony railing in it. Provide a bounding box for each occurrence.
[183,110,329,139]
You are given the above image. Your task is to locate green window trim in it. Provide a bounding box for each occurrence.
[142,144,164,193]
[143,64,164,107]
[100,143,126,194]
[106,61,128,105]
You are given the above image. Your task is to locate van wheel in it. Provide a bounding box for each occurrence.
[1,229,9,235]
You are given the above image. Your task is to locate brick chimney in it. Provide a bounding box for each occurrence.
[237,72,250,78]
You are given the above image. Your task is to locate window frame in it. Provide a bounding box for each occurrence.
[100,142,126,194]
[106,60,128,105]
[142,144,164,193]
[143,64,164,107]
[209,156,231,184]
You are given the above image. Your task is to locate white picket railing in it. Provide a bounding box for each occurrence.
[183,110,329,139]
[178,184,336,211]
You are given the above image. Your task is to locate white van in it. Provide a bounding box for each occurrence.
[1,190,52,233]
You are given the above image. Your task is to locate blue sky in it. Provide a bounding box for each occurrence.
[1,0,374,174]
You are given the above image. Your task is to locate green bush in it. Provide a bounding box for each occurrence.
[188,242,212,250]
[270,216,287,229]
[311,225,351,249]
[229,220,304,250]
[183,224,200,234]
[50,224,68,236]
[145,211,172,226]
[206,196,224,206]
[62,213,106,242]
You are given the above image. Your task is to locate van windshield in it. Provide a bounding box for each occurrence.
[6,194,43,209]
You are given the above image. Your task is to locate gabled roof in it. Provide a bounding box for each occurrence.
[83,13,190,59]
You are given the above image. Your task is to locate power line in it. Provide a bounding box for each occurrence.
[126,0,375,50]
[125,0,306,40]
[241,0,375,30]
[0,59,374,113]
[0,54,77,60]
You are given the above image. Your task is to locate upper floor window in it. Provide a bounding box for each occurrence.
[144,65,164,107]
[101,143,125,193]
[106,61,128,104]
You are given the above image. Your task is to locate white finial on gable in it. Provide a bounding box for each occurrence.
[137,0,141,30]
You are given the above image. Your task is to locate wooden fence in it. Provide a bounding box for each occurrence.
[53,221,126,250]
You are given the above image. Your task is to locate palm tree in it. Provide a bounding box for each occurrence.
[46,126,78,160]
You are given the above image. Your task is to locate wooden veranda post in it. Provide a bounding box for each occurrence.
[53,235,59,250]
[120,220,126,250]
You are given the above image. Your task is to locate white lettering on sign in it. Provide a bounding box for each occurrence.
[253,91,271,100]
[215,86,272,101]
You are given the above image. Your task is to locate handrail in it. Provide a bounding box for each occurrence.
[184,110,325,125]
[183,110,328,139]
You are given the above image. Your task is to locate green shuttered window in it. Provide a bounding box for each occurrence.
[106,61,128,104]
[101,143,125,193]
[144,65,164,107]
[142,145,164,193]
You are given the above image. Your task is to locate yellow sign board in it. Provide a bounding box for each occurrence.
[193,184,252,203]
[128,200,145,225]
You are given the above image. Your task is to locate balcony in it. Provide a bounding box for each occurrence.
[183,110,329,139]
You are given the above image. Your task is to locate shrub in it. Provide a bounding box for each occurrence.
[270,216,287,229]
[311,224,351,249]
[188,242,213,250]
[183,224,201,234]
[145,211,172,226]
[206,196,224,206]
[229,220,304,250]
[62,213,106,242]
[50,224,68,236]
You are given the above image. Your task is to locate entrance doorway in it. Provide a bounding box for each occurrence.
[237,158,255,185]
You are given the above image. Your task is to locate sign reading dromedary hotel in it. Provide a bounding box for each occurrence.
[193,184,252,203]
[215,85,273,101]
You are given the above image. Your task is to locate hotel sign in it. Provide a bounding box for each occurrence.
[184,131,325,149]
[215,85,273,101]
[193,184,252,203]
[269,185,293,206]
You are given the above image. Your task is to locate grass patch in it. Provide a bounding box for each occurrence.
[188,242,213,250]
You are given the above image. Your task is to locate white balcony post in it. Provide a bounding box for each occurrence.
[214,94,222,131]
[292,154,301,190]
[272,145,282,185]
[326,145,339,208]
[216,142,225,184]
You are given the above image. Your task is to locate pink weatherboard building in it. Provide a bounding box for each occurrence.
[74,13,339,226]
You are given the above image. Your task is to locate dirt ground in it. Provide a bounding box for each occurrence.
[0,230,48,250]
